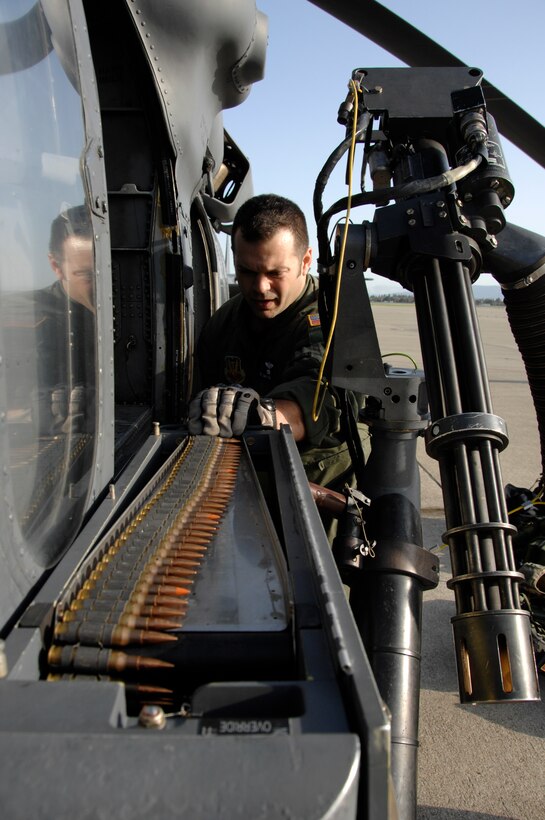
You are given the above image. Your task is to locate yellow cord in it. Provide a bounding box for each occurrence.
[312,79,359,422]
[381,352,419,370]
[508,487,544,517]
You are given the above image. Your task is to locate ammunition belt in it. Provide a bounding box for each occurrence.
[46,435,241,711]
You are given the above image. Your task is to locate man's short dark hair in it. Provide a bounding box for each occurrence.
[49,205,93,262]
[231,194,309,256]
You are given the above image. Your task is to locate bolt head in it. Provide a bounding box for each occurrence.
[139,704,166,729]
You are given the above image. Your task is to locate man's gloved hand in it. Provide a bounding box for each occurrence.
[50,385,69,430]
[61,385,87,434]
[51,384,88,434]
[188,385,276,437]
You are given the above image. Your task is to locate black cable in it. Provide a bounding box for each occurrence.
[313,117,370,224]
[313,134,354,224]
[317,155,483,255]
[339,389,366,488]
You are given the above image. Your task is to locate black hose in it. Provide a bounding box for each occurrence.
[483,222,545,488]
[502,275,545,487]
[313,133,355,225]
[314,134,364,269]
[317,155,483,259]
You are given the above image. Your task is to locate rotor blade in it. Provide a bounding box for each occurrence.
[0,3,52,76]
[308,0,545,169]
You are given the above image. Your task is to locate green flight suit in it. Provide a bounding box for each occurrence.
[194,275,368,488]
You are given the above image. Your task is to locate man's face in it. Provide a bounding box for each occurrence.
[49,235,95,313]
[234,228,312,321]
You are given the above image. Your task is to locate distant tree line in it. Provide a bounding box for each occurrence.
[370,294,503,306]
[370,294,414,303]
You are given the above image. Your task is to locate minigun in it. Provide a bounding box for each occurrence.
[314,66,542,819]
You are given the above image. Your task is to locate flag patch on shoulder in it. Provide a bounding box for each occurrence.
[307,313,321,327]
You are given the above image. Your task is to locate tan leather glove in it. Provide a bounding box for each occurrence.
[188,385,276,437]
[51,384,87,434]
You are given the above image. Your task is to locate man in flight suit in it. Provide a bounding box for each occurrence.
[35,205,96,435]
[189,193,365,488]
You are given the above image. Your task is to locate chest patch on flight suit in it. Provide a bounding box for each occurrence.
[258,360,274,381]
[224,355,245,384]
[308,313,321,327]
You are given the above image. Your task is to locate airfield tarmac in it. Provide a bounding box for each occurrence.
[371,302,545,819]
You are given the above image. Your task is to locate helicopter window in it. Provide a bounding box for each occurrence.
[0,0,98,581]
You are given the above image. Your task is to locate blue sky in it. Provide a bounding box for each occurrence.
[224,0,545,292]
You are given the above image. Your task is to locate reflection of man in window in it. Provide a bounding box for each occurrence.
[48,206,95,314]
[35,205,96,434]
